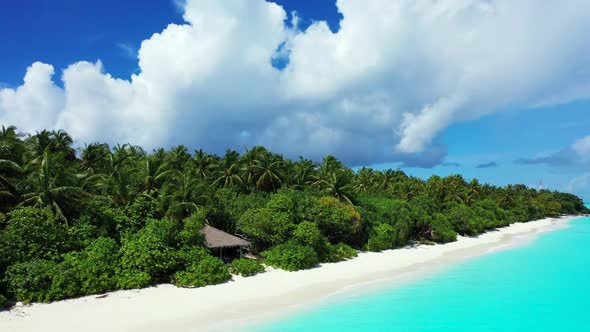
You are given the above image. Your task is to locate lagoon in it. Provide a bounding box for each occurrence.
[254,216,590,332]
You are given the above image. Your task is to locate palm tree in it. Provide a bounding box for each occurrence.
[213,149,244,189]
[0,158,23,212]
[426,175,445,203]
[19,151,85,224]
[497,185,515,209]
[292,157,316,188]
[354,167,374,193]
[93,144,141,206]
[464,179,481,205]
[312,157,354,204]
[138,156,170,197]
[240,146,266,190]
[161,170,210,219]
[0,125,26,163]
[79,143,110,174]
[192,149,216,180]
[166,145,190,172]
[253,152,283,192]
[444,181,465,205]
[51,129,76,160]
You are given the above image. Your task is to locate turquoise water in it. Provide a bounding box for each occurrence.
[254,216,590,332]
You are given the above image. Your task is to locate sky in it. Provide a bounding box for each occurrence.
[0,0,589,200]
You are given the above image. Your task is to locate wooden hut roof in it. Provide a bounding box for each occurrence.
[200,225,251,249]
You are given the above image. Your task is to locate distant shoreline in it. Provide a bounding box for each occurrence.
[0,216,577,332]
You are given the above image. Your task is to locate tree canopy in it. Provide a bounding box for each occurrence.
[0,126,587,306]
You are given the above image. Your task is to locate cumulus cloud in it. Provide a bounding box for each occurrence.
[516,135,590,168]
[0,62,65,133]
[2,0,590,166]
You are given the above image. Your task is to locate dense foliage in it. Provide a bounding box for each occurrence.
[228,258,266,277]
[0,126,587,306]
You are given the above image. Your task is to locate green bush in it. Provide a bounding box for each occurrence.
[116,196,159,235]
[0,294,8,308]
[142,218,180,247]
[173,255,230,288]
[228,258,265,277]
[67,218,101,250]
[116,270,152,290]
[308,197,365,246]
[238,208,294,250]
[326,243,358,262]
[293,221,330,256]
[446,204,482,236]
[179,212,206,246]
[119,230,178,281]
[262,241,319,271]
[50,237,120,300]
[4,259,57,303]
[367,223,408,252]
[431,214,457,243]
[0,207,69,270]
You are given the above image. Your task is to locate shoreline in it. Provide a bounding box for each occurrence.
[0,216,578,332]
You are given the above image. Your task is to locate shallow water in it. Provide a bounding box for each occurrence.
[252,216,590,332]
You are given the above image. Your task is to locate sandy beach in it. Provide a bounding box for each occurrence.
[0,216,576,332]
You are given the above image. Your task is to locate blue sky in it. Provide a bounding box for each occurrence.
[1,0,589,200]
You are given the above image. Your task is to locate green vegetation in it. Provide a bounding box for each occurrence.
[228,258,265,277]
[0,126,587,304]
[262,241,320,271]
[173,255,230,288]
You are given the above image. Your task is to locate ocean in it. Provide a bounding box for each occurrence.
[252,215,590,332]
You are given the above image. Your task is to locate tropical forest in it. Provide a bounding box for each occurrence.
[0,126,587,307]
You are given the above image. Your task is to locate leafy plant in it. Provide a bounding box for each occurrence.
[228,258,265,277]
[262,241,319,271]
[173,255,230,288]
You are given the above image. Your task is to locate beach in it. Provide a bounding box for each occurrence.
[0,216,575,332]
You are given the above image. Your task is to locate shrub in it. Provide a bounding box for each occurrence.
[116,196,159,236]
[293,221,329,255]
[116,270,152,290]
[309,197,364,246]
[212,189,268,232]
[173,255,230,288]
[142,218,180,247]
[4,259,58,303]
[446,204,482,236]
[228,258,265,277]
[262,241,319,271]
[0,294,7,308]
[119,230,178,281]
[238,208,294,250]
[50,237,120,299]
[266,190,296,214]
[67,218,101,250]
[431,214,457,243]
[179,212,206,246]
[0,207,69,270]
[326,243,358,262]
[177,246,211,268]
[367,223,396,252]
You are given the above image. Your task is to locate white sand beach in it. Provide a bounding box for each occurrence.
[0,216,576,332]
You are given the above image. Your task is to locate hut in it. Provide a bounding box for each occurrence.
[200,225,251,261]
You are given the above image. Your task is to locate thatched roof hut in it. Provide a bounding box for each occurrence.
[200,225,251,249]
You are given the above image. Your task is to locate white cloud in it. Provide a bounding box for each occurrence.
[566,172,590,199]
[0,62,65,133]
[1,0,590,165]
[517,135,590,168]
[572,135,590,161]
